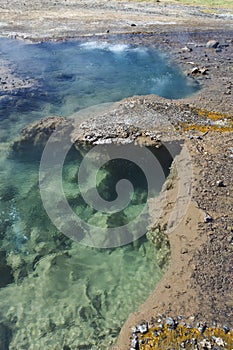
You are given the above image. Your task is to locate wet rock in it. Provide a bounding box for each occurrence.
[0,251,14,288]
[0,323,12,350]
[63,346,71,350]
[6,252,27,283]
[0,184,18,202]
[147,225,170,269]
[199,67,208,75]
[11,116,74,157]
[206,40,219,49]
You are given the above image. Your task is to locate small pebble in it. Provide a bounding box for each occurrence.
[216,180,224,187]
[223,325,230,333]
[215,337,225,346]
[204,214,213,223]
[138,322,148,334]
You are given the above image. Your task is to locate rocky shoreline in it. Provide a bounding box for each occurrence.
[0,0,233,349]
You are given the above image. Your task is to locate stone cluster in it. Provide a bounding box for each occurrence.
[130,315,232,350]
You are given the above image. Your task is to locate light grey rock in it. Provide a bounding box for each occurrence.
[206,40,219,48]
[204,214,213,223]
[181,46,192,53]
[137,322,148,334]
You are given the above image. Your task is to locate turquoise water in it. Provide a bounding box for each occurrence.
[0,38,195,349]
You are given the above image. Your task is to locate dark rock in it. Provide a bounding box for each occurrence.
[191,67,200,74]
[0,184,18,202]
[197,321,207,334]
[166,317,176,329]
[0,323,12,350]
[204,214,213,223]
[0,251,14,288]
[223,325,230,334]
[216,180,224,187]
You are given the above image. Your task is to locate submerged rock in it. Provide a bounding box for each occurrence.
[0,323,12,350]
[0,184,18,202]
[146,224,171,269]
[11,116,74,156]
[0,251,14,288]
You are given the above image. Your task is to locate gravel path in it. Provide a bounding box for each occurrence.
[0,0,232,39]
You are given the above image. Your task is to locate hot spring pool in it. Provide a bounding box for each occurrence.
[0,38,197,349]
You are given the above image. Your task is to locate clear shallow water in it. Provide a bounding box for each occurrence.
[0,38,199,125]
[0,38,193,349]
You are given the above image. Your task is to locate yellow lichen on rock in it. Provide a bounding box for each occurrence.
[139,324,233,349]
[193,108,230,121]
[179,107,233,132]
[180,122,233,132]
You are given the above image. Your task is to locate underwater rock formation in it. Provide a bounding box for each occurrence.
[146,224,170,269]
[11,116,74,156]
[0,251,14,288]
